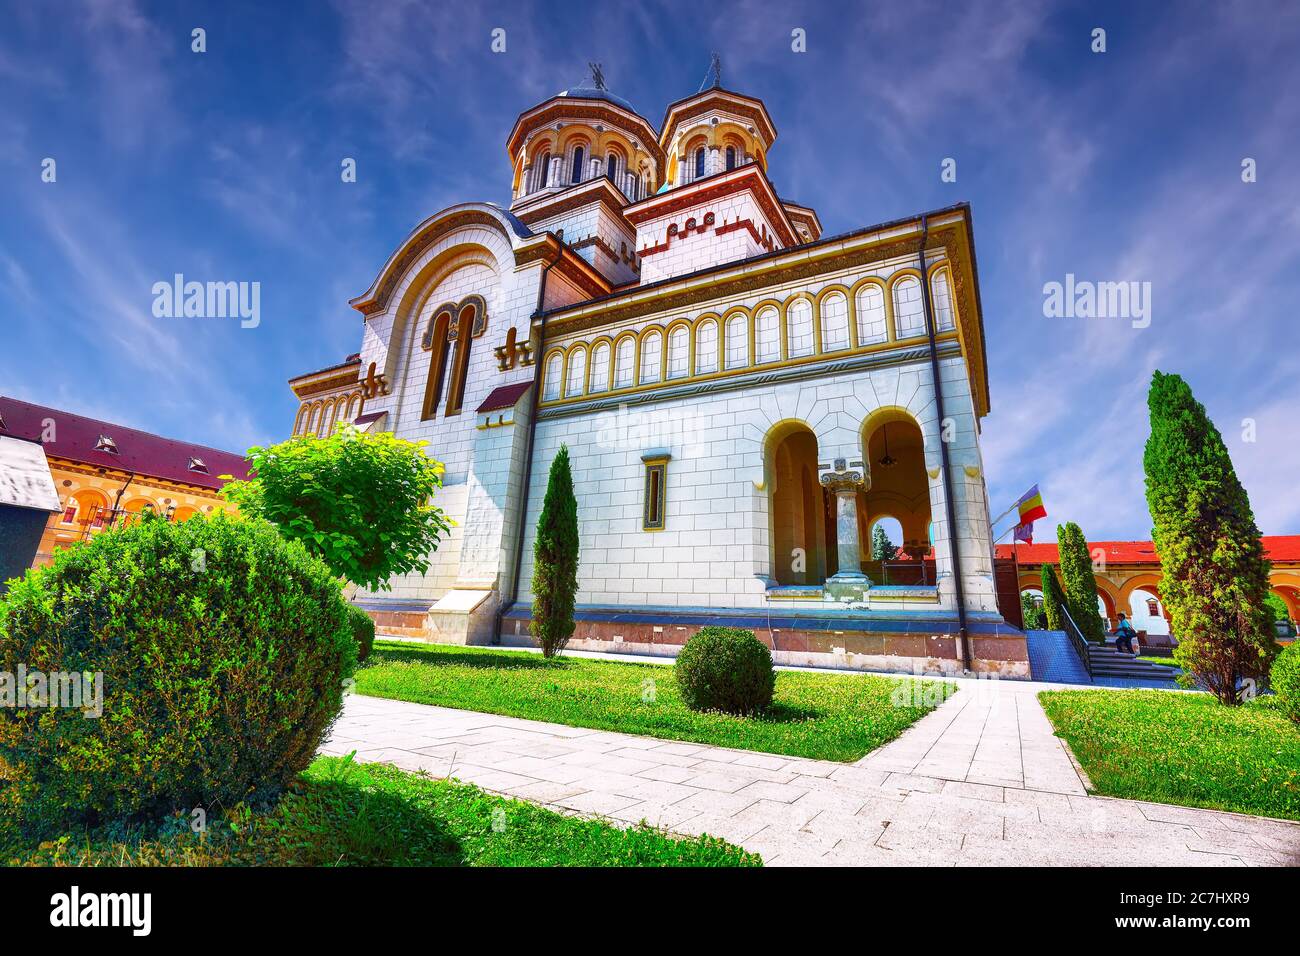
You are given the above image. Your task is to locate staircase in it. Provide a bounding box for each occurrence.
[1086,642,1180,684]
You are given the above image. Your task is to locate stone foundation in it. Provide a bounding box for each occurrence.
[497,605,1030,679]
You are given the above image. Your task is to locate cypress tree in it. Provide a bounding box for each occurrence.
[1144,370,1276,704]
[532,444,580,658]
[1040,563,1066,631]
[871,524,898,562]
[1057,522,1107,643]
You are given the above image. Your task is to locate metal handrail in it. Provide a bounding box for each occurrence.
[1058,604,1094,678]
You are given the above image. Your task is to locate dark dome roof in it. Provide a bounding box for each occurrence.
[556,86,639,114]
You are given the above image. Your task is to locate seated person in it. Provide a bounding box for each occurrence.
[1113,612,1137,654]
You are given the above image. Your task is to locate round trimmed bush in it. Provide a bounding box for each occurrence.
[1271,643,1300,724]
[674,627,775,716]
[348,604,376,662]
[0,513,356,836]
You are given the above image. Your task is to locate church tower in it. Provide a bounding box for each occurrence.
[506,67,664,286]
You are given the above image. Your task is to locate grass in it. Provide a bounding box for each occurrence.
[354,641,955,763]
[1039,688,1300,820]
[1136,656,1181,667]
[3,755,758,867]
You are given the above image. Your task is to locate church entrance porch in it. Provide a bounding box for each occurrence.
[766,412,938,609]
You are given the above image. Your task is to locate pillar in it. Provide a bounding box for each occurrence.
[821,465,870,602]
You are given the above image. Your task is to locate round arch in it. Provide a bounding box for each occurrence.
[763,419,829,586]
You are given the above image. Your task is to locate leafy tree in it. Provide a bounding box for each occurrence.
[1019,592,1045,630]
[1057,522,1106,643]
[871,523,899,562]
[1040,563,1067,631]
[1265,593,1294,638]
[532,444,579,658]
[222,425,452,592]
[1144,370,1277,704]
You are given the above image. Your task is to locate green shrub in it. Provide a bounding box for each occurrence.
[0,513,356,837]
[1271,643,1300,723]
[348,604,376,662]
[674,627,775,716]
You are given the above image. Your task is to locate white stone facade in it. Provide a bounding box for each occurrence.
[291,81,1021,673]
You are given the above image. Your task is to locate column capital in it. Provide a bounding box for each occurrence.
[818,457,869,493]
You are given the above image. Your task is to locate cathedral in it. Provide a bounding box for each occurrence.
[286,71,1029,678]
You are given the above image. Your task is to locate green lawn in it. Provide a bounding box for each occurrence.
[354,641,954,763]
[1136,656,1181,667]
[1039,689,1300,820]
[4,755,757,867]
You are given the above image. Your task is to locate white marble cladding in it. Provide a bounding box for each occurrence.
[516,353,998,615]
[636,187,783,284]
[526,199,638,286]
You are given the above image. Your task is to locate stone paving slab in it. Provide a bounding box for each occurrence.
[327,688,1300,867]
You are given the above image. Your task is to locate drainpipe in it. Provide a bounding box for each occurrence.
[917,214,973,673]
[493,239,564,644]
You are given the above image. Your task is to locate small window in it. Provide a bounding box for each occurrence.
[570,146,585,184]
[188,456,209,474]
[606,152,619,183]
[642,453,670,531]
[61,501,77,524]
[536,152,551,190]
[725,146,736,171]
[95,434,118,454]
[1146,598,1159,616]
[694,148,705,179]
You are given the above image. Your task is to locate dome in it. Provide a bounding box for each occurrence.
[555,86,639,115]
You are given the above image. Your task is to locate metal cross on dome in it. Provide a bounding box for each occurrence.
[588,62,606,90]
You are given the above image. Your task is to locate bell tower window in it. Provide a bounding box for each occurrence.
[570,146,585,184]
[725,146,736,171]
[694,147,705,180]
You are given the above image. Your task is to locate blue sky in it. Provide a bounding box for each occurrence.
[2,0,1298,541]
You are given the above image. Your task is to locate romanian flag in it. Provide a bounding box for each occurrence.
[1016,484,1048,525]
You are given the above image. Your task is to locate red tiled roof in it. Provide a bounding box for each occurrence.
[476,381,532,414]
[0,397,251,491]
[995,536,1300,565]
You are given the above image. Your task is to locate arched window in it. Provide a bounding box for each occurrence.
[725,146,736,171]
[725,313,748,369]
[542,351,563,401]
[565,346,587,397]
[445,305,478,416]
[787,299,814,358]
[535,151,551,190]
[638,330,663,384]
[855,283,887,345]
[694,147,705,180]
[932,268,956,331]
[614,336,635,388]
[694,319,719,374]
[893,276,925,338]
[589,342,610,393]
[570,145,585,184]
[755,306,780,364]
[606,152,619,183]
[819,292,850,352]
[421,311,452,420]
[667,325,689,379]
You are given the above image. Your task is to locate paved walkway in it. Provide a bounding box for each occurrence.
[325,679,1300,866]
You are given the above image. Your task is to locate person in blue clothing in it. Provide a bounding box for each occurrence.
[1113,612,1137,654]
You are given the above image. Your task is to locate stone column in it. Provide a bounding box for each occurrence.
[820,462,871,602]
